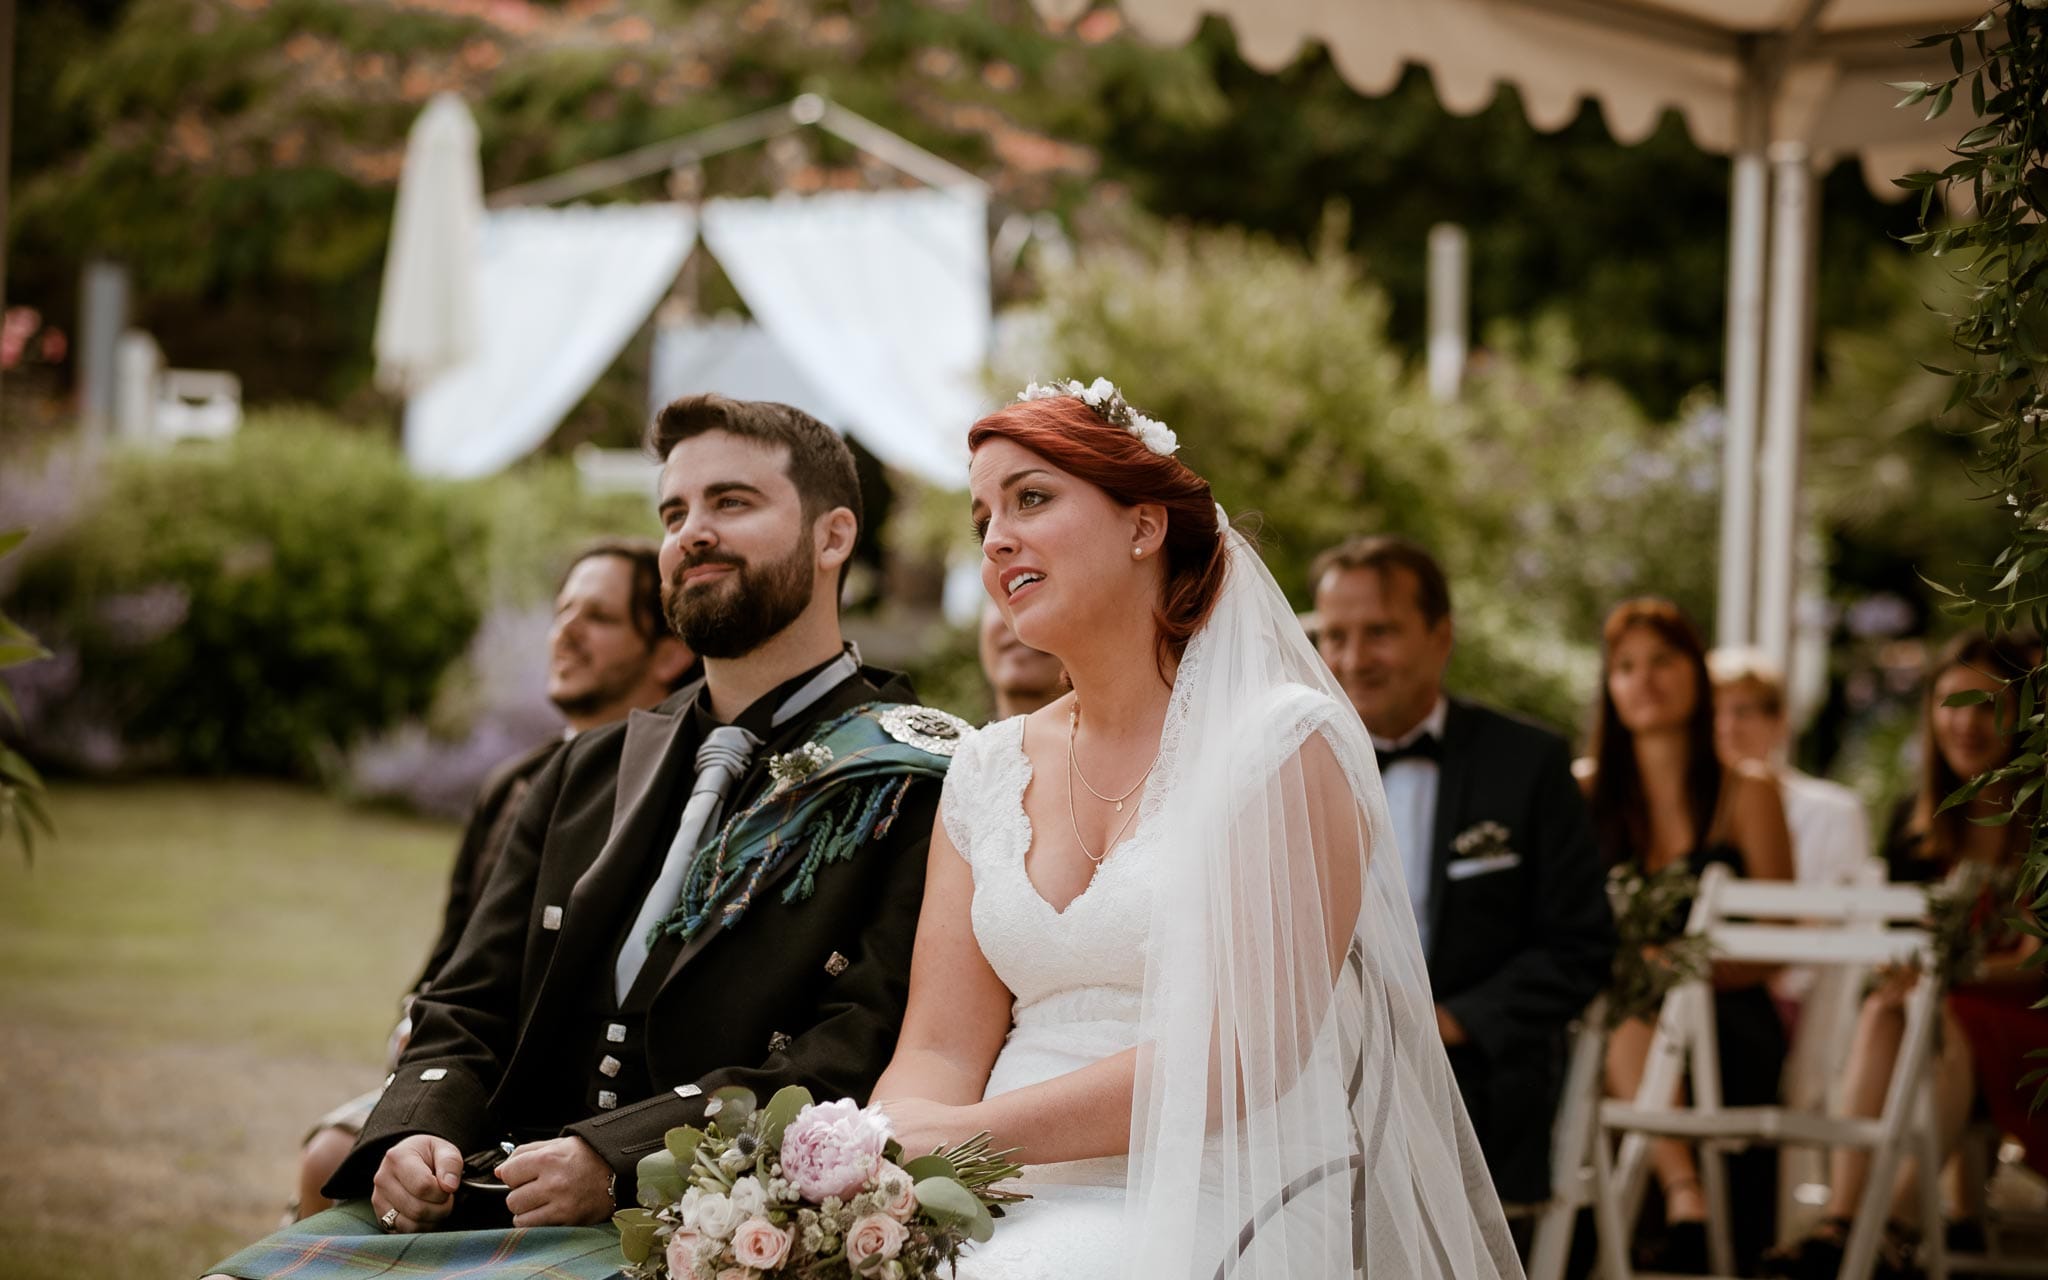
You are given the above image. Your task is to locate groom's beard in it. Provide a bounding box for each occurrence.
[662,532,815,660]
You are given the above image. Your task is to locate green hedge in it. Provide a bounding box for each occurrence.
[12,413,484,775]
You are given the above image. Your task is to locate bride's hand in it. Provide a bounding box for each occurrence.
[877,1097,980,1157]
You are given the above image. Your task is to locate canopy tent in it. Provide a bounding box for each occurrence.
[1018,0,1985,674]
[402,204,694,479]
[381,96,991,488]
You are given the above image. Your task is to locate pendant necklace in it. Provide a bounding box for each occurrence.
[1066,702,1159,864]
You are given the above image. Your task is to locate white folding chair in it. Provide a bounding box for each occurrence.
[1775,859,1891,1235]
[1521,997,1610,1280]
[1589,865,1944,1280]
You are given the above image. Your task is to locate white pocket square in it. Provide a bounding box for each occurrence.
[1446,851,1522,881]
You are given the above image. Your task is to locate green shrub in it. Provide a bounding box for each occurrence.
[1016,219,1719,740]
[11,411,484,776]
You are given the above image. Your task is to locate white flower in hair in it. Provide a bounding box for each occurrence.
[1016,376,1180,457]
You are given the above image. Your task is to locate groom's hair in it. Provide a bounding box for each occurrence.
[647,394,862,528]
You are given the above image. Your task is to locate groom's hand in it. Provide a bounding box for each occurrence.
[499,1136,615,1226]
[372,1133,464,1232]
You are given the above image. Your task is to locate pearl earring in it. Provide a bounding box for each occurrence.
[1131,546,1143,559]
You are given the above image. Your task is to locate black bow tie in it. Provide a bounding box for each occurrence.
[1375,733,1443,771]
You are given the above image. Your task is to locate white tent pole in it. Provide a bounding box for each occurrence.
[1756,140,1817,672]
[1426,223,1469,403]
[1717,54,1770,649]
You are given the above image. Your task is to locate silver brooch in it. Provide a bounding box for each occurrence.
[876,705,972,756]
[824,951,850,977]
[767,1031,793,1053]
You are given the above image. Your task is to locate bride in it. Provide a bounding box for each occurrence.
[870,381,1522,1279]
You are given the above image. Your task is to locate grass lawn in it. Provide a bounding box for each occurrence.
[0,780,460,1279]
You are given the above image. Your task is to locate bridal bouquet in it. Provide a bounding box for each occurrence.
[615,1086,1024,1280]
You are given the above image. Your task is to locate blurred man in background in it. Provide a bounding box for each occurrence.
[1312,533,1612,1223]
[294,538,695,1217]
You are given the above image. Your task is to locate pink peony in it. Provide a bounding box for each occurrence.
[779,1099,892,1202]
[846,1212,908,1268]
[664,1228,701,1277]
[730,1217,794,1271]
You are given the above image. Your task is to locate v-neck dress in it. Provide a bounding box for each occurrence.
[937,713,1152,1276]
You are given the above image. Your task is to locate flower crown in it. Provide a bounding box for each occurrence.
[1017,377,1179,457]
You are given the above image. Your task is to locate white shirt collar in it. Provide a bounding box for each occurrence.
[1370,695,1448,753]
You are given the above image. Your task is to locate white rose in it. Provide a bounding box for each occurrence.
[728,1175,768,1218]
[690,1192,744,1241]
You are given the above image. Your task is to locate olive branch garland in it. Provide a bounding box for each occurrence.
[1894,2,2048,1108]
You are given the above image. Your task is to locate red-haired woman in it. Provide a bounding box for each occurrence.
[870,381,1520,1279]
[1580,598,1794,1275]
[1763,634,2045,1279]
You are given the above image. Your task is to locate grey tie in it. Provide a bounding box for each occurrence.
[613,724,761,999]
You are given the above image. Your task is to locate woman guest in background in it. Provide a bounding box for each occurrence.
[1762,634,2046,1280]
[1578,598,1793,1276]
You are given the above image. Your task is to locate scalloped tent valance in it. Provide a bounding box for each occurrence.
[1018,0,1991,717]
[1032,0,1987,194]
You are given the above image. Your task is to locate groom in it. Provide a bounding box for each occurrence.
[1311,535,1612,1212]
[208,395,959,1274]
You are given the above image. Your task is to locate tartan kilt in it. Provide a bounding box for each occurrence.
[206,1200,626,1279]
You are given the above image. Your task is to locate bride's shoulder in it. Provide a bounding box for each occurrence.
[1255,682,1349,736]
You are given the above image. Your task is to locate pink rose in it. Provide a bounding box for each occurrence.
[846,1212,908,1268]
[874,1160,918,1222]
[779,1098,892,1202]
[664,1228,701,1277]
[730,1217,794,1270]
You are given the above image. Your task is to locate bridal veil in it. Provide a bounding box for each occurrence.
[1120,522,1523,1279]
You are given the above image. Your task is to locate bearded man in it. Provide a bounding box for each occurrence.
[207,395,963,1280]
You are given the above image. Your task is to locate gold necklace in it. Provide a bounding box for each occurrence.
[1066,704,1158,812]
[1065,703,1157,864]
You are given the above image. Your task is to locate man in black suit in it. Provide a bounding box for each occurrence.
[206,395,958,1277]
[1311,535,1612,1210]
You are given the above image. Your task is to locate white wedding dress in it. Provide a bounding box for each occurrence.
[932,524,1523,1280]
[939,712,1151,1279]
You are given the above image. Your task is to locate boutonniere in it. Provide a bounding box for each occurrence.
[766,742,834,791]
[1452,821,1513,859]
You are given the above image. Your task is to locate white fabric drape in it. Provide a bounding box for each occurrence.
[403,205,694,480]
[647,314,842,435]
[701,189,990,486]
[375,93,483,394]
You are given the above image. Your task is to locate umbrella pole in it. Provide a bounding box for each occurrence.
[1718,59,1771,650]
[1756,141,1818,674]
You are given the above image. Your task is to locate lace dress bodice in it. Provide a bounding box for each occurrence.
[938,714,1155,1188]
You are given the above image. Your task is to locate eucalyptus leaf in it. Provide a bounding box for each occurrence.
[614,1208,657,1264]
[705,1086,756,1124]
[666,1125,705,1165]
[760,1084,813,1146]
[903,1153,960,1182]
[636,1149,686,1207]
[914,1176,994,1243]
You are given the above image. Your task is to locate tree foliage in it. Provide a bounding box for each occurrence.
[1895,1,2048,1106]
[12,0,1914,415]
[1015,215,1721,733]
